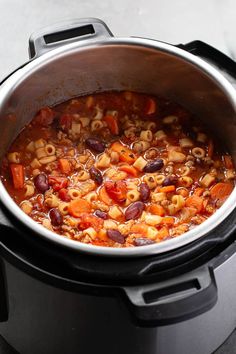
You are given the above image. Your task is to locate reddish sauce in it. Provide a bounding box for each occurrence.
[1,91,235,247]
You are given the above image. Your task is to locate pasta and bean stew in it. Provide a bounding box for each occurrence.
[1,92,235,247]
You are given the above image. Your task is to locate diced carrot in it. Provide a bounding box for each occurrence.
[99,186,113,206]
[147,204,165,216]
[104,115,119,135]
[208,139,214,158]
[210,182,234,201]
[58,159,71,174]
[223,155,234,169]
[203,198,209,210]
[185,195,203,212]
[157,227,169,240]
[68,199,91,217]
[145,98,156,115]
[161,217,175,225]
[119,164,138,177]
[10,164,24,189]
[193,187,204,197]
[159,185,176,193]
[111,141,136,164]
[131,223,149,235]
[97,229,109,241]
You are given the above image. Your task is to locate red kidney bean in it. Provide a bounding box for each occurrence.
[163,176,178,186]
[143,158,164,173]
[89,166,103,185]
[125,201,144,221]
[49,208,63,226]
[139,183,150,202]
[134,238,156,246]
[34,173,49,193]
[85,138,106,153]
[107,229,125,244]
[94,210,108,220]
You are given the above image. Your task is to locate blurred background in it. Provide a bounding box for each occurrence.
[0,0,235,353]
[0,0,235,81]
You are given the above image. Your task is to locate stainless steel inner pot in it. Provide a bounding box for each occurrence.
[0,18,236,257]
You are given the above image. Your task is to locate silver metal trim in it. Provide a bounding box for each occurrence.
[0,37,236,257]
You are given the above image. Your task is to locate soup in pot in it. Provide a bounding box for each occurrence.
[1,91,235,247]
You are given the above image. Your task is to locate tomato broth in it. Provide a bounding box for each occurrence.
[1,91,235,247]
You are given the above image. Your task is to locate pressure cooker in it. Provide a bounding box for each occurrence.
[0,18,236,354]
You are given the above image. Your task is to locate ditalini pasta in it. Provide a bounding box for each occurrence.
[1,91,235,247]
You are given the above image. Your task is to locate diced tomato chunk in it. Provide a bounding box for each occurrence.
[104,180,127,203]
[48,176,68,191]
[59,114,73,131]
[58,188,71,202]
[99,186,113,205]
[78,213,104,231]
[34,107,56,126]
[185,195,203,213]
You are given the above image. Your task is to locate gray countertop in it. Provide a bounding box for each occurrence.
[1,0,236,82]
[0,0,236,353]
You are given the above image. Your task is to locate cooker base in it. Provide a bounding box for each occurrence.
[0,245,235,354]
[0,332,235,354]
[0,335,18,354]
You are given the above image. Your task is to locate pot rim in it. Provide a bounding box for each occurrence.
[0,36,236,258]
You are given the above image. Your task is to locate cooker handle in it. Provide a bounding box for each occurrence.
[29,18,113,59]
[177,40,236,77]
[123,265,217,327]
